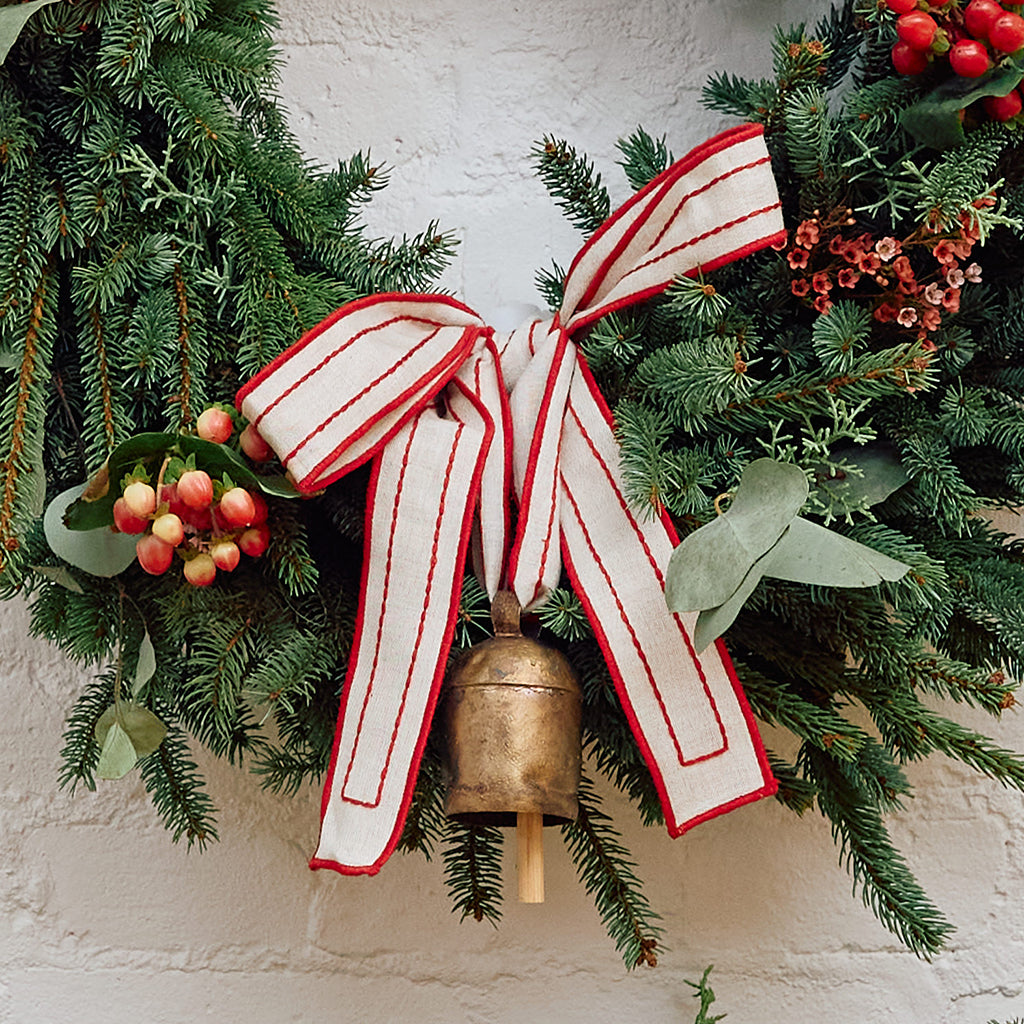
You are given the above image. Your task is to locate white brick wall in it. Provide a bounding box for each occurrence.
[3,1,1024,1020]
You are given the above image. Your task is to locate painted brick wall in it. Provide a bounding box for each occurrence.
[3,1,1024,1020]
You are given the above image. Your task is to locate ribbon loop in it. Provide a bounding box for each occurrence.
[238,123,786,874]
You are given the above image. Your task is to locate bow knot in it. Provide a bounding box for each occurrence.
[238,123,785,874]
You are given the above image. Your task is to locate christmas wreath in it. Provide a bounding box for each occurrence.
[3,0,1024,971]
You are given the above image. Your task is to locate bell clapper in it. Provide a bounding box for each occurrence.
[517,811,545,903]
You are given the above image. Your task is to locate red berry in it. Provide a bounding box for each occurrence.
[196,407,234,444]
[210,540,241,572]
[159,483,188,520]
[136,534,174,575]
[184,553,216,587]
[218,487,256,528]
[239,424,274,462]
[886,0,918,13]
[892,40,930,73]
[984,87,1024,120]
[989,11,1024,51]
[151,512,185,546]
[238,524,270,557]
[964,0,1005,38]
[122,481,156,518]
[249,491,268,525]
[185,504,213,532]
[177,469,214,510]
[896,11,938,49]
[113,497,149,534]
[949,38,992,75]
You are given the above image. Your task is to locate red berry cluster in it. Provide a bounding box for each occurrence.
[777,200,987,344]
[888,0,1024,122]
[112,407,276,586]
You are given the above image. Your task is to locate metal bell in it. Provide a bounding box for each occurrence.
[442,590,582,827]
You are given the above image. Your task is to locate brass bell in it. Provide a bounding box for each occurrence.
[442,590,582,901]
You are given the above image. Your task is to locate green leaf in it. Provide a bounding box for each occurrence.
[814,444,909,513]
[95,721,138,780]
[133,631,156,696]
[66,432,298,530]
[666,459,808,611]
[900,61,1024,149]
[693,551,769,652]
[95,702,167,758]
[30,564,84,593]
[43,484,139,577]
[762,517,910,587]
[0,0,62,64]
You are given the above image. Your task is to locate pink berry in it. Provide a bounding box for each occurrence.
[964,0,1005,38]
[196,407,234,444]
[136,534,174,575]
[159,483,188,520]
[989,11,1024,51]
[122,481,156,519]
[210,540,241,572]
[984,87,1024,120]
[113,497,149,534]
[186,504,213,532]
[151,512,184,546]
[183,553,216,587]
[892,40,930,74]
[896,11,938,49]
[218,487,256,528]
[239,424,274,462]
[249,491,268,525]
[238,524,270,557]
[177,469,214,510]
[886,0,918,12]
[949,38,992,75]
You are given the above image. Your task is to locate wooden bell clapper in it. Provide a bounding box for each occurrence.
[442,590,582,903]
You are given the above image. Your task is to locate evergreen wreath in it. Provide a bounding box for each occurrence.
[3,0,1024,971]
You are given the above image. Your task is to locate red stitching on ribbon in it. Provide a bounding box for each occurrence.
[284,325,446,464]
[564,400,728,765]
[339,419,419,806]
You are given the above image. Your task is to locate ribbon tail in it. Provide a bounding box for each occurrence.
[558,361,776,836]
[311,395,491,874]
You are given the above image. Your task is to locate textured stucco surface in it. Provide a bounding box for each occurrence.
[3,1,1024,1021]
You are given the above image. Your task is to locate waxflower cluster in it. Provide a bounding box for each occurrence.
[777,201,986,343]
[112,406,277,586]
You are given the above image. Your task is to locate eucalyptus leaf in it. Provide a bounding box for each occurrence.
[43,484,139,577]
[30,564,84,593]
[0,0,62,64]
[66,431,298,531]
[95,702,167,757]
[133,631,156,695]
[693,550,770,652]
[95,721,138,780]
[762,517,910,587]
[900,61,1024,149]
[814,444,909,513]
[666,458,808,611]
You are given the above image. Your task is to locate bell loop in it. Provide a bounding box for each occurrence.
[490,590,521,637]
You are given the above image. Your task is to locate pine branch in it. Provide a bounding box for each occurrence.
[532,136,611,234]
[442,820,504,925]
[561,775,662,969]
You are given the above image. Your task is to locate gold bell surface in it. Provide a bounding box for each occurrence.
[442,590,582,827]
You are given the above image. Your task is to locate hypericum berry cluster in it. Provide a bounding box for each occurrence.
[777,201,986,342]
[112,407,276,586]
[887,0,1024,122]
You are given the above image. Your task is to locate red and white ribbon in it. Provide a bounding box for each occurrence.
[238,123,785,875]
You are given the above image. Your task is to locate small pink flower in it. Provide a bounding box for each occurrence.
[945,267,965,288]
[858,251,882,274]
[875,237,901,261]
[924,282,945,306]
[921,338,938,353]
[791,279,811,297]
[965,262,982,283]
[771,232,789,251]
[921,308,942,332]
[892,256,915,283]
[837,268,860,289]
[897,306,918,327]
[795,220,820,247]
[787,248,810,269]
[812,271,833,294]
[813,294,834,315]
[829,234,847,255]
[942,288,961,312]
[933,239,959,265]
[874,303,898,324]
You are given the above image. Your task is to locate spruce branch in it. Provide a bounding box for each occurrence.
[442,820,504,925]
[532,136,611,234]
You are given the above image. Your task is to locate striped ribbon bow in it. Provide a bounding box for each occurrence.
[238,123,785,875]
